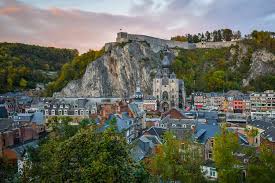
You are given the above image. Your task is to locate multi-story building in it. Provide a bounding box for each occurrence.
[247,119,275,152]
[205,93,225,111]
[44,98,98,122]
[193,92,225,111]
[193,92,206,109]
[153,51,185,112]
[143,96,157,111]
[250,90,275,119]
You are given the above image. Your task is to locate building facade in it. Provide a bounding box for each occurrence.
[250,90,275,119]
[153,52,185,112]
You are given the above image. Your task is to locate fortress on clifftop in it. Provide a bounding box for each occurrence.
[111,32,237,52]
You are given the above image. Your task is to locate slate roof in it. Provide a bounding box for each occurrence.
[31,112,44,125]
[194,123,220,144]
[12,140,39,159]
[13,112,44,125]
[103,113,132,132]
[144,95,156,100]
[0,118,12,132]
[128,103,145,117]
[144,126,166,139]
[0,103,8,118]
[131,135,162,161]
[249,119,275,142]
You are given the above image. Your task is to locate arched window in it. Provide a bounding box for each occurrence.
[162,91,169,100]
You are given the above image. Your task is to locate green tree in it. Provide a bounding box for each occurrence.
[207,70,225,91]
[147,132,205,182]
[205,31,211,41]
[171,35,188,42]
[222,29,233,41]
[0,157,17,182]
[19,78,28,88]
[247,145,275,182]
[213,126,242,183]
[22,124,143,182]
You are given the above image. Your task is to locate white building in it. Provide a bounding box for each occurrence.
[153,52,185,112]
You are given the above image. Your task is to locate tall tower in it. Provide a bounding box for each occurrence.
[153,51,185,112]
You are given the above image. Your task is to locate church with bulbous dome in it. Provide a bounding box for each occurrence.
[153,51,186,112]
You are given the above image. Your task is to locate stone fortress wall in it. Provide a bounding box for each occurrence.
[114,32,237,51]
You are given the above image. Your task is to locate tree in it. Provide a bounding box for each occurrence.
[171,35,188,42]
[222,29,233,41]
[247,144,275,182]
[147,132,205,182]
[192,35,200,43]
[22,125,143,182]
[213,126,242,183]
[217,30,222,41]
[0,157,17,182]
[205,31,211,41]
[213,30,218,42]
[187,34,193,43]
[206,70,225,91]
[19,78,28,88]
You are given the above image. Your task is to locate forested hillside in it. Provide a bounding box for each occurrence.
[0,42,78,93]
[172,31,275,94]
[45,49,104,96]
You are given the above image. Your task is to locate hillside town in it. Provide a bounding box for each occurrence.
[0,51,274,181]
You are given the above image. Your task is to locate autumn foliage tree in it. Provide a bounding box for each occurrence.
[147,132,205,183]
[213,126,242,183]
[21,121,145,183]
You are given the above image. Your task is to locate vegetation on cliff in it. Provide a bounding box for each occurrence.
[45,49,104,96]
[0,42,78,93]
[172,31,275,94]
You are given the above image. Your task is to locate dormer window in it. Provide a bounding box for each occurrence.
[60,105,63,109]
[172,124,176,127]
[53,105,56,109]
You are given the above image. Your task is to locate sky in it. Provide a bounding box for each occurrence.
[0,0,274,53]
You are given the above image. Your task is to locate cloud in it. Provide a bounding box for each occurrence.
[0,0,274,53]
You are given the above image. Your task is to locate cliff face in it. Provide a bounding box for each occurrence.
[243,50,275,86]
[54,41,162,97]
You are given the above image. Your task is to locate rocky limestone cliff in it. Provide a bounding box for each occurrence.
[54,41,162,97]
[243,49,275,86]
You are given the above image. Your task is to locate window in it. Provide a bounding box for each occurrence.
[58,110,62,115]
[182,124,186,128]
[45,109,49,115]
[86,110,89,115]
[172,124,176,127]
[74,110,78,115]
[208,151,212,159]
[64,110,68,115]
[51,110,55,116]
[210,168,216,177]
[80,110,84,116]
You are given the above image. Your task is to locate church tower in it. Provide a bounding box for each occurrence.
[153,51,185,112]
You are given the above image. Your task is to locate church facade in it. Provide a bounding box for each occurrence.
[153,52,185,112]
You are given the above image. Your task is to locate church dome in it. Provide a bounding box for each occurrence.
[161,55,171,68]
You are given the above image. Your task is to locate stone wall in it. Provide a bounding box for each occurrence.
[195,41,237,48]
[116,32,195,51]
[116,32,237,50]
